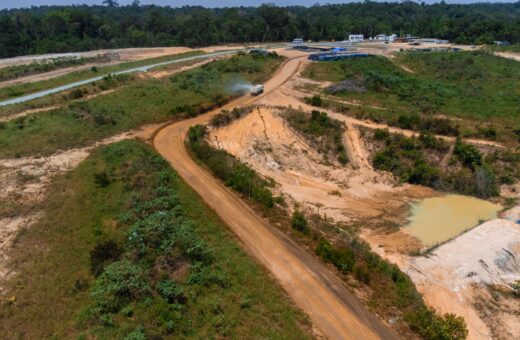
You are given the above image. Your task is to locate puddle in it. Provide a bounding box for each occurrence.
[406,194,502,246]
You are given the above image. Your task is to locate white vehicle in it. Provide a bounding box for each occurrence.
[292,38,304,45]
[250,84,264,96]
[348,34,364,43]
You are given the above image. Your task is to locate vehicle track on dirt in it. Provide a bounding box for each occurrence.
[153,56,398,340]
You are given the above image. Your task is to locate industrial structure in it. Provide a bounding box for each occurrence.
[308,52,369,61]
[348,34,364,42]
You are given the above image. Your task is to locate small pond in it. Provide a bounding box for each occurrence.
[406,194,502,246]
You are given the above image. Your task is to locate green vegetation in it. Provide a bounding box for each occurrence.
[187,125,278,209]
[285,109,348,165]
[0,140,310,339]
[303,52,520,145]
[0,51,203,101]
[315,236,468,340]
[369,129,519,198]
[291,210,309,234]
[2,3,520,58]
[190,115,468,338]
[511,280,520,297]
[0,53,283,158]
[0,55,111,82]
[210,106,254,127]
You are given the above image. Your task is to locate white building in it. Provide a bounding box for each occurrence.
[420,38,449,45]
[375,34,397,42]
[348,34,364,43]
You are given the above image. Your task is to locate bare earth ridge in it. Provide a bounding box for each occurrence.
[153,55,398,340]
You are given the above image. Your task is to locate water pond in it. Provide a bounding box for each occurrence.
[406,194,501,246]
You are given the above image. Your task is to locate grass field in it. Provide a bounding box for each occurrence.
[0,140,311,339]
[0,53,283,158]
[303,51,520,145]
[0,51,204,101]
[0,55,111,83]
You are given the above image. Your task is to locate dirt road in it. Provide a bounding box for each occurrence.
[153,56,398,340]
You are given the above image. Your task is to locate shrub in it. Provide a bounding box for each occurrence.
[407,162,441,187]
[89,239,123,276]
[187,263,228,288]
[406,307,468,340]
[91,260,150,313]
[187,125,207,144]
[354,265,370,284]
[124,327,146,340]
[291,210,309,234]
[510,280,520,297]
[309,94,322,107]
[316,239,355,273]
[374,128,390,141]
[397,113,421,129]
[156,280,186,304]
[454,141,482,169]
[94,171,111,188]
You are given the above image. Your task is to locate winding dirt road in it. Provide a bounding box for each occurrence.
[153,56,398,339]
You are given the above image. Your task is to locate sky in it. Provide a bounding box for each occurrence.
[0,0,515,10]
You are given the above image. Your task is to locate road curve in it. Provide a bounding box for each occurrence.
[153,56,398,340]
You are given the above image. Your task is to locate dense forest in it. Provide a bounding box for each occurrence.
[1,1,520,58]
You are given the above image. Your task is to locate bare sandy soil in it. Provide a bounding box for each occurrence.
[0,60,118,89]
[207,50,519,339]
[0,123,161,291]
[153,54,398,339]
[0,106,59,123]
[405,219,520,340]
[1,44,518,338]
[494,52,520,62]
[0,56,226,123]
[209,106,430,223]
[0,45,240,69]
[0,45,240,88]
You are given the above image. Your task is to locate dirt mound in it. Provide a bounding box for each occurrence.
[406,219,520,339]
[208,106,428,222]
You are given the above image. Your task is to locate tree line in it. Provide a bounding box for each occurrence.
[1,1,520,58]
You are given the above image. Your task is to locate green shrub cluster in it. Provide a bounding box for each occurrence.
[285,109,348,165]
[83,141,233,337]
[305,52,520,146]
[395,113,460,136]
[291,210,309,234]
[315,237,468,339]
[371,131,505,198]
[210,106,254,127]
[187,125,277,208]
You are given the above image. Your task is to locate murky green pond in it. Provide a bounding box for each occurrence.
[406,194,502,246]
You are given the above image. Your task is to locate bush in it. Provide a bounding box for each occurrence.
[407,307,468,340]
[510,280,520,297]
[156,280,186,304]
[89,239,123,276]
[94,171,111,188]
[309,94,322,107]
[91,260,150,313]
[374,128,390,141]
[454,141,482,169]
[124,327,146,340]
[187,125,207,144]
[354,265,370,284]
[291,210,309,234]
[187,263,228,288]
[316,239,355,273]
